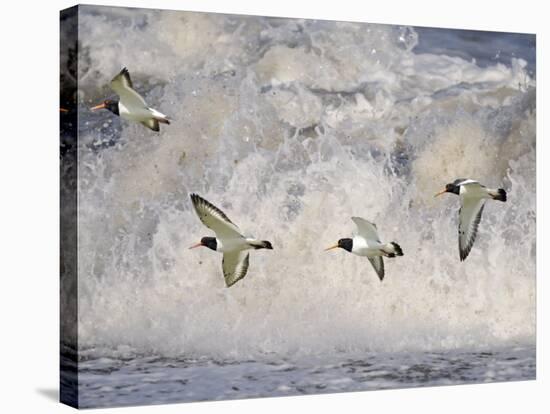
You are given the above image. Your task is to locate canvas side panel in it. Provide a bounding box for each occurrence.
[60,5,79,409]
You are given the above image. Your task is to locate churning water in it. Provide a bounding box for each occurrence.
[62,5,536,408]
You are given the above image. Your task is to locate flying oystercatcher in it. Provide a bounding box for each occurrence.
[91,67,170,131]
[189,193,273,287]
[434,178,507,261]
[325,217,403,281]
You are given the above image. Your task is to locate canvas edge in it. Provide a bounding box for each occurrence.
[60,4,79,409]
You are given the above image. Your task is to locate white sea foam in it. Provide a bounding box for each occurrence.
[73,6,535,358]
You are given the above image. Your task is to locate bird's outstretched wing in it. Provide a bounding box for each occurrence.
[368,257,385,281]
[190,193,243,239]
[222,251,250,287]
[458,198,486,261]
[140,119,160,131]
[351,217,381,242]
[110,67,147,108]
[453,178,479,187]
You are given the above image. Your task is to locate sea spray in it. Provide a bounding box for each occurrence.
[71,8,535,359]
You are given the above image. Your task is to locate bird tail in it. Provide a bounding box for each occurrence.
[490,188,507,202]
[156,116,171,125]
[248,240,273,250]
[383,242,403,258]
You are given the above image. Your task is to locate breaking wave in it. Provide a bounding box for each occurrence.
[68,6,536,358]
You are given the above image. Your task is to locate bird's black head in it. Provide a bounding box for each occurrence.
[326,238,353,253]
[338,238,353,252]
[200,237,217,251]
[262,241,273,250]
[91,99,119,116]
[189,236,217,251]
[435,182,460,197]
[445,183,460,195]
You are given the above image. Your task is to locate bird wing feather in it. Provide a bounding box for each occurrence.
[454,178,479,186]
[368,257,385,281]
[140,119,160,131]
[190,193,243,239]
[222,251,250,287]
[458,179,487,192]
[351,217,381,242]
[458,198,486,261]
[110,67,148,108]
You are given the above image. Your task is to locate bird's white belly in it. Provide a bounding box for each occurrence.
[353,246,385,258]
[352,238,385,258]
[119,102,151,122]
[216,238,250,253]
[461,185,490,199]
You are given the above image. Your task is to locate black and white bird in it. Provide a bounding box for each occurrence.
[434,178,507,261]
[91,67,170,131]
[189,193,273,287]
[325,217,403,281]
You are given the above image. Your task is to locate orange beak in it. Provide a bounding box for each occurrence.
[59,107,69,113]
[189,242,203,249]
[434,189,447,198]
[324,244,339,251]
[90,102,107,111]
